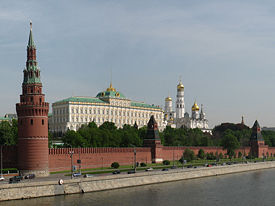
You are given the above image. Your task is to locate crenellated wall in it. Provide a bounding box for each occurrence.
[48,147,152,172]
[1,145,271,172]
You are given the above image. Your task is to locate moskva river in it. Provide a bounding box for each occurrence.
[2,168,275,206]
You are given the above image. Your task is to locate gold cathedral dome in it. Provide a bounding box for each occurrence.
[177,81,184,90]
[165,96,172,101]
[192,101,200,111]
[106,83,116,92]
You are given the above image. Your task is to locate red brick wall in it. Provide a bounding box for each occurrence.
[1,145,270,172]
[2,146,17,168]
[48,147,152,172]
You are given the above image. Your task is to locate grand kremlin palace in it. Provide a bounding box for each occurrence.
[49,83,164,134]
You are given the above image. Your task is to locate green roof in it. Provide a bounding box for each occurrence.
[54,97,106,104]
[54,97,161,110]
[131,101,160,109]
[0,117,12,121]
[96,91,126,99]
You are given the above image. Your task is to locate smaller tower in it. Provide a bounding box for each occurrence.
[200,104,205,120]
[191,101,200,119]
[250,120,268,158]
[241,116,244,125]
[143,115,163,163]
[164,96,173,121]
[164,96,173,113]
[176,80,185,119]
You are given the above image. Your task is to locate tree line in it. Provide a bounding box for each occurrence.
[2,120,275,156]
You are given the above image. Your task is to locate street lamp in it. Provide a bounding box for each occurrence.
[69,145,74,179]
[134,147,137,173]
[0,145,3,179]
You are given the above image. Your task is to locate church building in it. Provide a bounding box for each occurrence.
[164,80,210,132]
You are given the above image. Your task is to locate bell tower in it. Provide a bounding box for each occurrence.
[16,22,49,176]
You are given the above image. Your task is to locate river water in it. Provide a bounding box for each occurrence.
[2,168,275,206]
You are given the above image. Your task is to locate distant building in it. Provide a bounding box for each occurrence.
[164,80,210,133]
[0,114,17,123]
[49,83,164,134]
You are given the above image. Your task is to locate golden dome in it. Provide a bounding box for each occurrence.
[165,96,172,101]
[192,102,200,111]
[106,83,116,92]
[177,81,184,90]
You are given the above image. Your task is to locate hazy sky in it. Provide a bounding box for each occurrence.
[1,0,275,128]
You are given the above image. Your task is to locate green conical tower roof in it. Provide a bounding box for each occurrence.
[23,21,41,85]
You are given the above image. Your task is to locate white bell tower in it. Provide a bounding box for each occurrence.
[176,80,185,119]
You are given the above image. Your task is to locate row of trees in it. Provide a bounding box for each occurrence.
[2,120,275,157]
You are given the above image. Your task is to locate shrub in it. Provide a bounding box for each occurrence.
[197,149,205,159]
[182,148,195,162]
[238,151,242,158]
[206,152,215,160]
[140,162,147,167]
[111,162,120,169]
[219,153,224,159]
[163,160,170,165]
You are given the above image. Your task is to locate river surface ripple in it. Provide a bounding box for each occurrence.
[2,168,275,206]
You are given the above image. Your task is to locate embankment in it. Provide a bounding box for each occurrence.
[1,161,275,201]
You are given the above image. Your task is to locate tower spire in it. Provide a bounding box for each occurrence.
[28,20,35,48]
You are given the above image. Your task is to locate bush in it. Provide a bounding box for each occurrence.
[111,162,120,169]
[140,162,147,167]
[219,153,224,159]
[197,149,205,159]
[182,148,195,162]
[238,151,242,158]
[163,160,170,165]
[206,152,215,160]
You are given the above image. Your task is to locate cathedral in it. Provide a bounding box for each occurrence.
[164,80,210,132]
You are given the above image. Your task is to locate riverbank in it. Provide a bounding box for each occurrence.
[1,161,275,201]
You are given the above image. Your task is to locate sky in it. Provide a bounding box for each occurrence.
[1,0,275,128]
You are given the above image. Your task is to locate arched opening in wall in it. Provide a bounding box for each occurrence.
[31,97,33,102]
[40,98,42,104]
[42,119,44,125]
[31,119,33,125]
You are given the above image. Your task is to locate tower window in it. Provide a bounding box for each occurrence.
[31,97,33,102]
[40,98,42,103]
[31,119,33,125]
[42,119,44,125]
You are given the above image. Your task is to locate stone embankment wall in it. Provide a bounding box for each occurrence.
[1,161,275,201]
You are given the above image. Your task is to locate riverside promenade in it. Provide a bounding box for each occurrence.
[1,161,275,201]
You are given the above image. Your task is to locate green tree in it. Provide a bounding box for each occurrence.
[197,149,205,159]
[221,130,240,159]
[182,148,195,162]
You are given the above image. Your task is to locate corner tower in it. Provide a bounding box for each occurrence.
[16,22,49,176]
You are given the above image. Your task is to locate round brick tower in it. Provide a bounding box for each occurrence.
[16,22,49,176]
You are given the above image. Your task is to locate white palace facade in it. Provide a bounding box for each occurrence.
[49,83,164,134]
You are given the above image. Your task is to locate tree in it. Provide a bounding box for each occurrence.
[182,148,195,162]
[197,149,205,159]
[238,151,242,158]
[221,130,240,159]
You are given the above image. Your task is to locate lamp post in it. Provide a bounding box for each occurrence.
[134,147,137,173]
[69,145,74,179]
[0,145,3,178]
